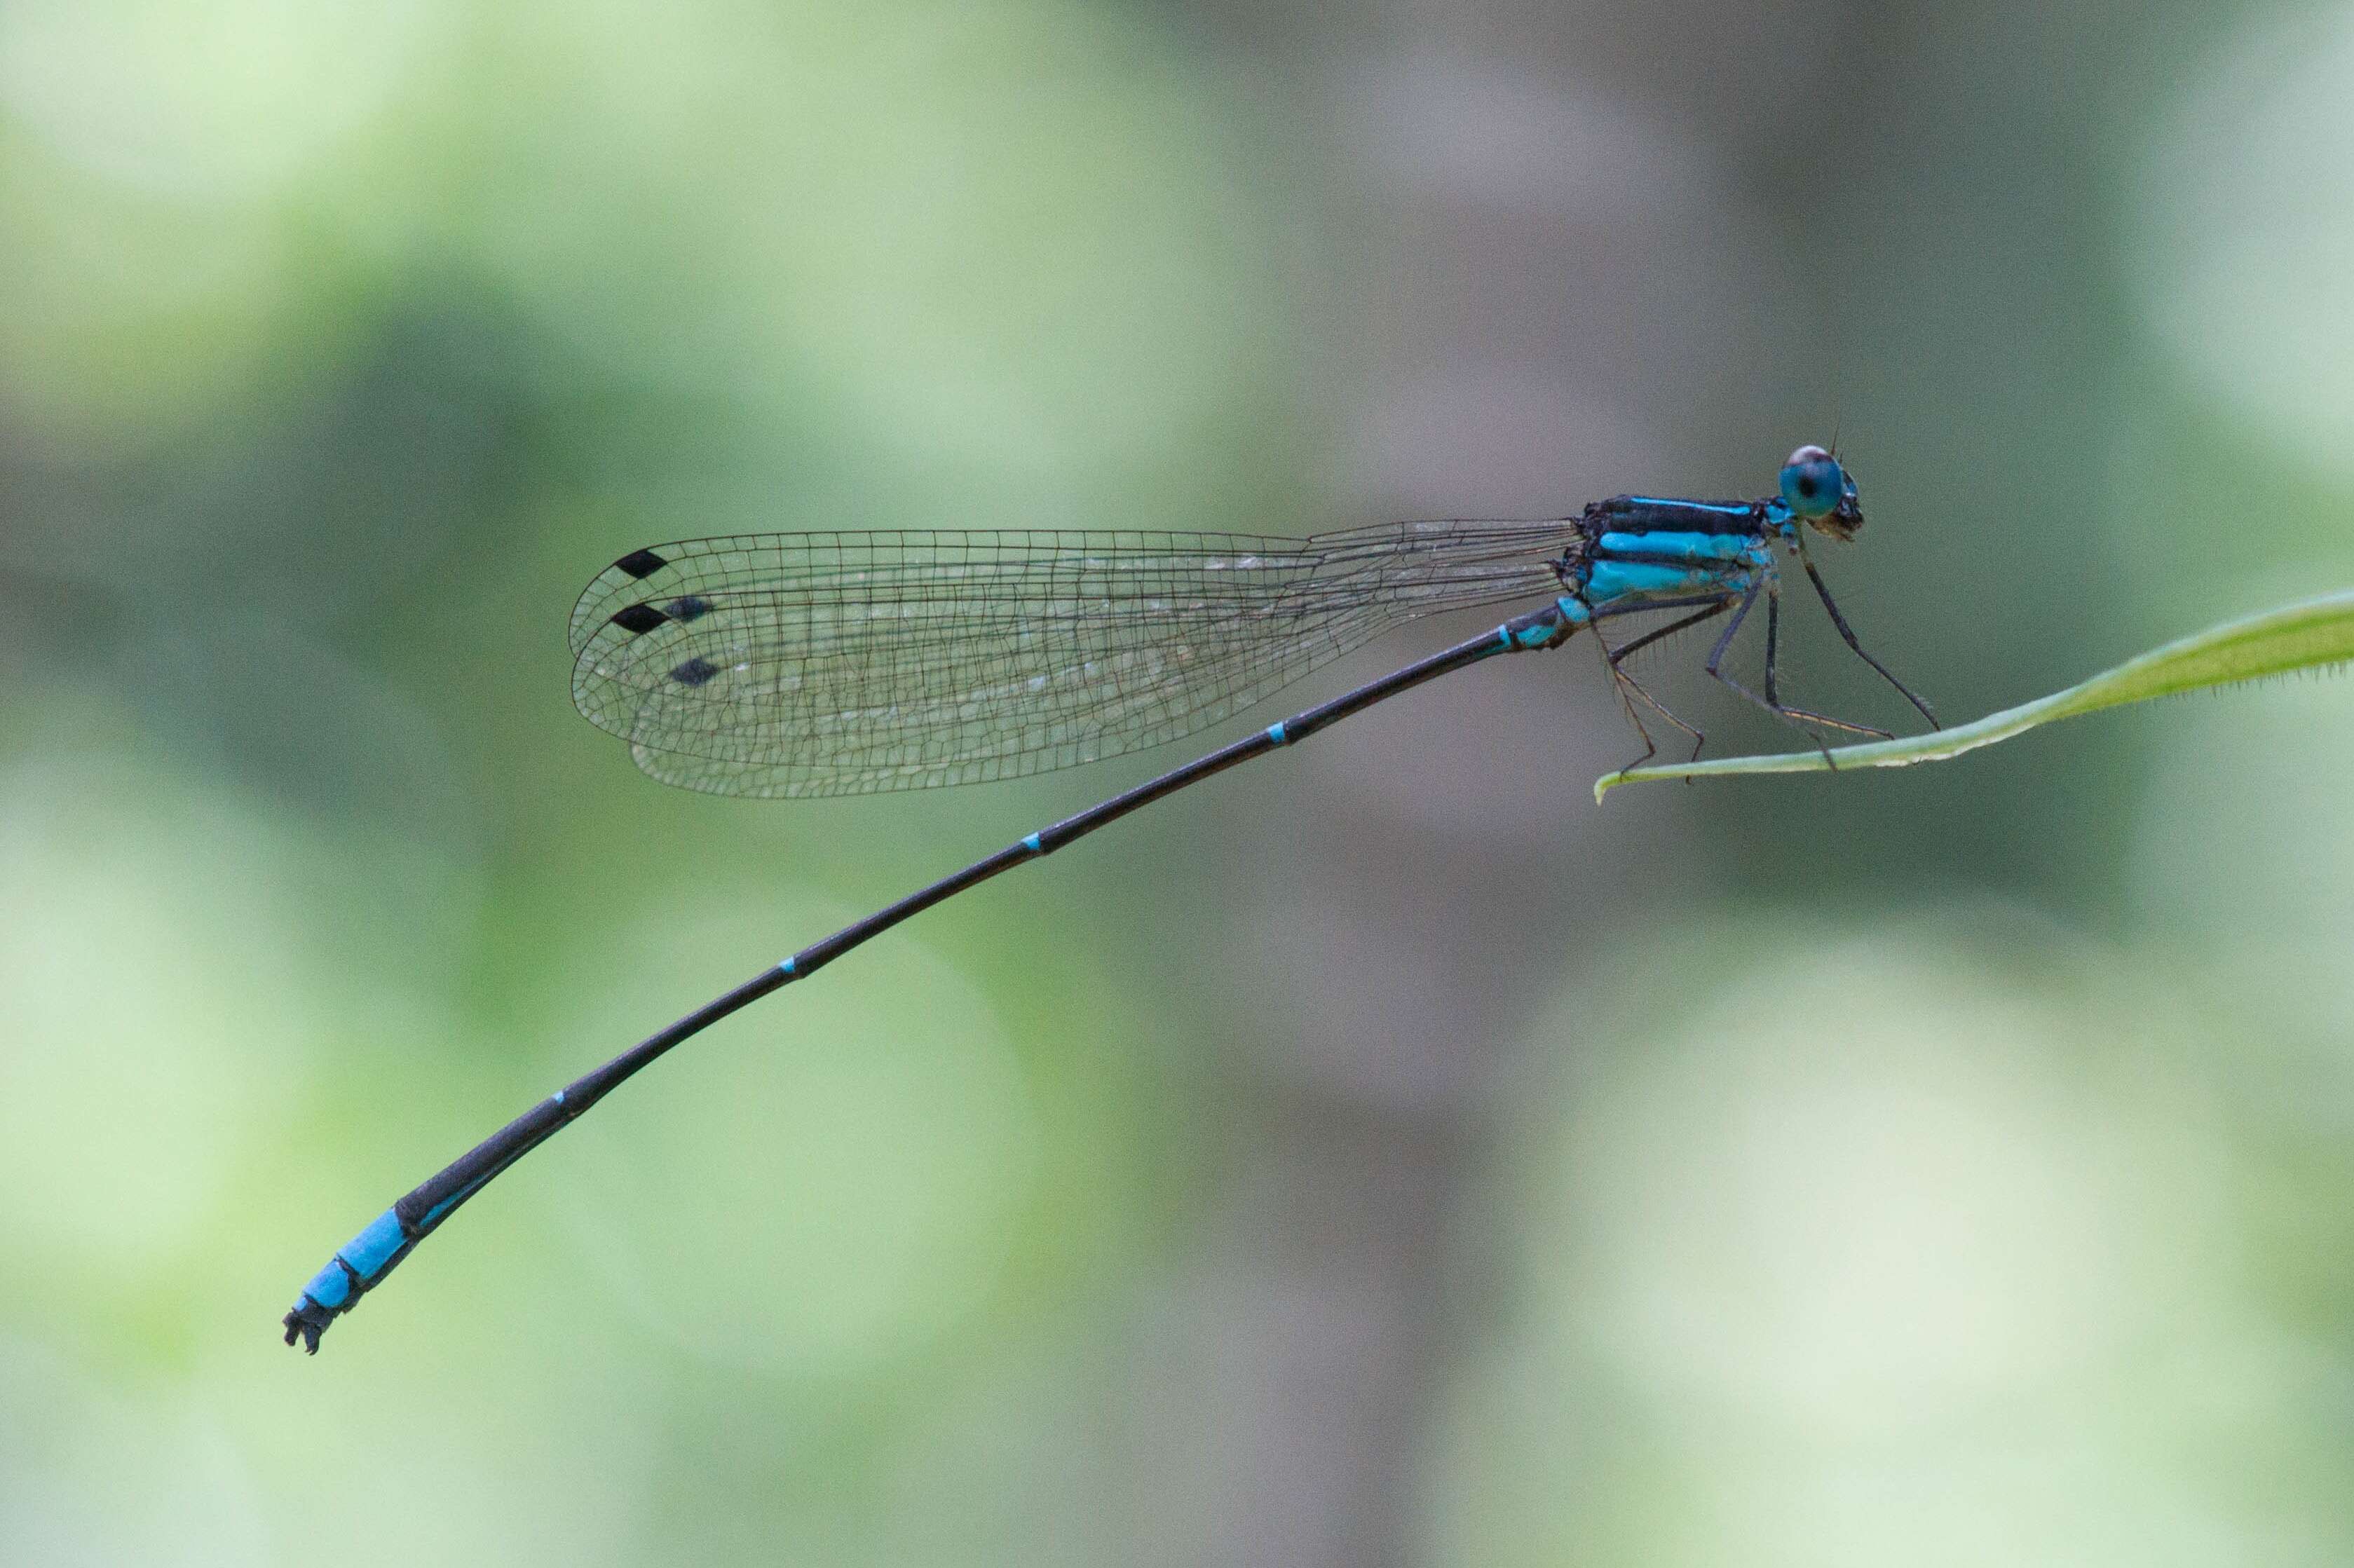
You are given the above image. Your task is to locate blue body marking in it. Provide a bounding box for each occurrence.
[301,1258,355,1309]
[1598,531,1765,566]
[778,956,796,976]
[1587,559,1746,604]
[1497,606,1571,650]
[342,1208,408,1276]
[1555,595,1592,625]
[304,1206,409,1307]
[1266,722,1287,744]
[1022,832,1042,852]
[1621,498,1753,517]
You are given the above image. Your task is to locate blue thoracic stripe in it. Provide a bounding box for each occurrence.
[1266,722,1287,744]
[1598,530,1762,565]
[1587,559,1742,604]
[1623,496,1753,517]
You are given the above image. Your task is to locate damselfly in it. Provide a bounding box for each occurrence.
[284,444,1933,1351]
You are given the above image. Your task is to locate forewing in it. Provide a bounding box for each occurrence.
[571,525,1565,797]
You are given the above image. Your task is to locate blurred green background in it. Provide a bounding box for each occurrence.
[4,1,2353,1562]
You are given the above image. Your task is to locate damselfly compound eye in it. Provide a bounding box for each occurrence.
[1779,444,1847,519]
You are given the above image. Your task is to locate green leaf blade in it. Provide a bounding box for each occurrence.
[1593,589,2354,802]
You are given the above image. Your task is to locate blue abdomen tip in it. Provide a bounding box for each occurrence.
[302,1260,354,1309]
[340,1208,408,1280]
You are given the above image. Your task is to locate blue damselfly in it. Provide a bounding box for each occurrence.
[285,444,1932,1351]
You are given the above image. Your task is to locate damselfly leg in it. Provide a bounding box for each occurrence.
[1763,587,1894,739]
[1602,596,1734,770]
[1702,581,1896,766]
[1794,538,1939,728]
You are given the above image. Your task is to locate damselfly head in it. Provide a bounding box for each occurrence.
[1779,444,1863,541]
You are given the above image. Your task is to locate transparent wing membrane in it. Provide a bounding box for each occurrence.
[571,524,1572,797]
